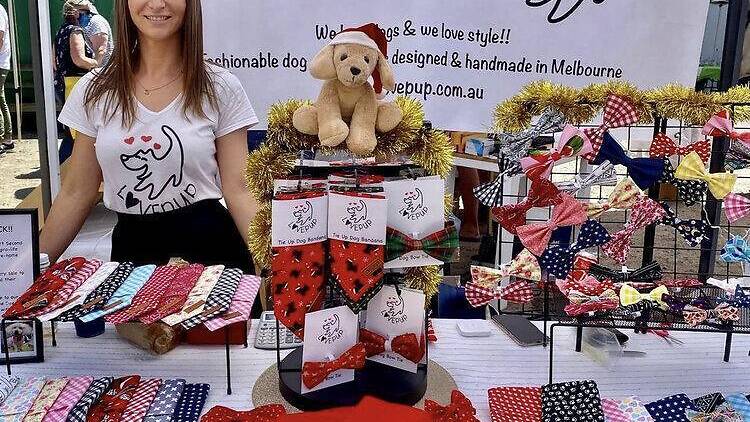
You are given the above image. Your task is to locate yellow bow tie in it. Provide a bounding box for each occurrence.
[470,249,541,286]
[619,284,668,307]
[585,177,642,218]
[674,152,737,199]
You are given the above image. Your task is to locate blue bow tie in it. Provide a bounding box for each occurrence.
[539,220,611,279]
[720,236,750,263]
[591,132,665,190]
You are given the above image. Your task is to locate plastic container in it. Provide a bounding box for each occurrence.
[39,253,50,274]
[580,327,622,370]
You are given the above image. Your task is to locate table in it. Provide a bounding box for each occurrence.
[11,319,750,421]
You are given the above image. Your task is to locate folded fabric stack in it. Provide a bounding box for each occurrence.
[489,380,750,422]
[2,258,261,334]
[0,375,209,422]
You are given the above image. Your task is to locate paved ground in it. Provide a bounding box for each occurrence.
[0,139,41,208]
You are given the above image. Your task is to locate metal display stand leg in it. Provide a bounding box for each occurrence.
[225,327,232,395]
[574,325,583,353]
[1,319,10,375]
[51,321,57,347]
[548,324,557,385]
[724,332,733,363]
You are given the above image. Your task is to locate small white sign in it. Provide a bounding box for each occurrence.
[271,193,328,247]
[301,306,359,393]
[364,285,425,373]
[383,177,445,269]
[328,192,387,245]
[0,213,36,314]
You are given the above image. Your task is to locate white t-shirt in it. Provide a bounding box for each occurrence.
[0,5,11,70]
[58,64,258,215]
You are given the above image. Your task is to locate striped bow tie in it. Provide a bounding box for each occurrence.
[539,219,611,279]
[555,161,618,194]
[385,224,458,263]
[649,133,711,163]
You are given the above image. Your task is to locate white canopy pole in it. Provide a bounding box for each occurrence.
[36,0,61,199]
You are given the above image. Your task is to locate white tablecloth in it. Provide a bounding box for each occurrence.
[10,319,750,421]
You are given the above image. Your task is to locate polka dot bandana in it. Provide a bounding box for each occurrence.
[488,386,542,422]
[541,380,604,422]
[645,394,696,422]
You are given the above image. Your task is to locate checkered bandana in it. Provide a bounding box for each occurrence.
[65,377,113,422]
[180,268,242,330]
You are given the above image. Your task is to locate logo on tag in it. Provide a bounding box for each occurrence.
[343,199,372,231]
[317,313,343,344]
[399,188,428,221]
[381,294,407,324]
[288,200,317,234]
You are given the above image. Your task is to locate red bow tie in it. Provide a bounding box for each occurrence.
[200,404,286,422]
[424,390,480,422]
[649,133,711,163]
[359,328,425,364]
[301,343,367,389]
[492,178,561,235]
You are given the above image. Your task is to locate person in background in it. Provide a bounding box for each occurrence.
[53,1,104,163]
[0,3,13,153]
[72,0,114,67]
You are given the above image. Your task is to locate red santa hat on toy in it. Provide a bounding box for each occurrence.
[330,23,388,96]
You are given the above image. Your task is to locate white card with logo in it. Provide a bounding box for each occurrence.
[328,192,387,245]
[364,285,426,373]
[383,176,445,269]
[301,306,359,393]
[271,193,328,247]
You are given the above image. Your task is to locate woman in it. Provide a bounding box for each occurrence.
[42,0,258,276]
[53,1,102,162]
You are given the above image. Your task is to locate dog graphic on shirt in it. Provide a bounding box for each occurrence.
[120,125,184,201]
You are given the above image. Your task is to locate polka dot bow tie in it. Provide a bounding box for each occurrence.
[516,194,588,256]
[724,285,750,309]
[520,124,593,180]
[649,133,711,163]
[424,390,480,422]
[359,328,425,364]
[703,110,750,144]
[556,161,618,194]
[473,108,566,207]
[301,343,367,389]
[602,197,666,264]
[683,303,740,326]
[589,261,664,284]
[658,202,712,247]
[590,132,665,190]
[675,151,737,200]
[564,289,619,316]
[660,159,707,207]
[538,219,611,280]
[581,95,640,162]
[492,178,562,235]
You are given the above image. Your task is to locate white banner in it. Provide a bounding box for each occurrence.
[203,0,709,132]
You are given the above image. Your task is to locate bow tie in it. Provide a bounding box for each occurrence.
[663,294,713,314]
[684,303,739,327]
[726,139,750,171]
[620,284,668,307]
[723,285,750,309]
[425,390,480,422]
[201,405,287,422]
[659,159,707,207]
[708,277,748,294]
[657,278,702,288]
[563,275,614,297]
[602,197,667,264]
[590,132,665,190]
[520,124,593,180]
[470,250,541,284]
[724,193,750,223]
[589,262,663,284]
[538,219,611,279]
[465,279,534,307]
[359,328,425,364]
[585,177,641,218]
[581,95,640,161]
[492,178,562,235]
[516,194,587,256]
[301,343,367,389]
[474,108,566,207]
[649,133,711,163]
[675,151,736,200]
[720,236,750,263]
[564,289,619,316]
[703,110,750,144]
[658,202,712,247]
[385,224,458,263]
[556,161,618,194]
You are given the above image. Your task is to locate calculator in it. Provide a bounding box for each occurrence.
[254,311,303,349]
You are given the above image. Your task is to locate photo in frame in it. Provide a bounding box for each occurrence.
[0,319,44,364]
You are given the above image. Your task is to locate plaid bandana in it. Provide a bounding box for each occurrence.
[66,377,114,422]
[204,275,261,331]
[385,224,458,263]
[180,268,242,330]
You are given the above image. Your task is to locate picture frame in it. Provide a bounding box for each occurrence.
[0,319,44,364]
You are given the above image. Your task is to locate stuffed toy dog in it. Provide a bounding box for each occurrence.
[293,23,403,156]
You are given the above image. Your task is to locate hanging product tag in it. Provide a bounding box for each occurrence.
[272,191,328,247]
[328,191,387,245]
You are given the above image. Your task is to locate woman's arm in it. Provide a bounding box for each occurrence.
[216,127,258,245]
[69,31,100,70]
[40,133,103,262]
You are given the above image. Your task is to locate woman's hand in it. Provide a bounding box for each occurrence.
[216,127,257,246]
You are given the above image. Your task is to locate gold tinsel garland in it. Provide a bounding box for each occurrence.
[495,81,750,132]
[246,96,452,294]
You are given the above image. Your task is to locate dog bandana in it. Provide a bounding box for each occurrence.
[41,376,93,422]
[516,194,587,256]
[674,152,736,200]
[66,377,113,422]
[646,394,696,422]
[180,268,242,330]
[85,375,141,422]
[120,379,162,422]
[693,393,726,414]
[601,398,629,422]
[4,257,87,318]
[200,405,287,422]
[649,133,711,163]
[162,265,224,326]
[139,264,204,324]
[488,386,542,422]
[204,275,261,331]
[329,239,384,313]
[685,407,742,422]
[538,219,611,279]
[602,197,666,264]
[172,383,210,422]
[520,124,593,180]
[143,379,185,422]
[27,259,102,319]
[658,202,712,247]
[581,95,640,161]
[607,396,653,422]
[56,262,134,322]
[424,390,480,422]
[555,161,618,194]
[591,132,665,190]
[0,376,20,405]
[492,178,562,235]
[0,378,46,422]
[106,265,181,324]
[722,394,750,420]
[80,264,156,322]
[22,378,69,422]
[541,380,604,421]
[39,262,119,322]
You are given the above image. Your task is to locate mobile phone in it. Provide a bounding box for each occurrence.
[491,314,547,347]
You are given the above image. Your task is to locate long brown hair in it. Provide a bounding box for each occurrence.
[84,0,218,128]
